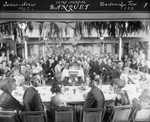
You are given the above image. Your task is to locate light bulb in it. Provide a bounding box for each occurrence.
[99,36,104,40]
[18,23,27,30]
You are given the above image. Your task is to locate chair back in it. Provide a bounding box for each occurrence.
[54,107,74,122]
[134,108,150,122]
[112,105,133,122]
[82,108,105,122]
[0,111,19,122]
[19,111,47,122]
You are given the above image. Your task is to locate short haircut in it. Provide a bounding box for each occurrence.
[89,73,101,85]
[0,78,16,93]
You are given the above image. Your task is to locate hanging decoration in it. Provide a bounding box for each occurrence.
[18,22,27,30]
[0,43,3,49]
[0,43,6,49]
[0,21,33,42]
[0,20,148,49]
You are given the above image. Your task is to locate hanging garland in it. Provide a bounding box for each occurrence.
[0,43,6,49]
[0,21,33,42]
[0,21,147,45]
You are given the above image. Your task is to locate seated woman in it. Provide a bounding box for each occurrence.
[130,59,138,70]
[83,73,105,108]
[132,89,150,110]
[0,77,23,111]
[50,82,66,108]
[112,78,130,106]
[0,52,7,63]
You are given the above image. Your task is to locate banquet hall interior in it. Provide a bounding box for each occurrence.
[1,0,150,122]
[0,20,150,122]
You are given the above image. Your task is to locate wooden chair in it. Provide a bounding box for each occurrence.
[19,111,47,122]
[111,105,133,122]
[82,108,105,122]
[54,106,74,122]
[133,107,150,122]
[0,111,20,122]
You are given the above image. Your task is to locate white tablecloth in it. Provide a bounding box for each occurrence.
[12,85,115,102]
[120,73,141,84]
[12,84,144,104]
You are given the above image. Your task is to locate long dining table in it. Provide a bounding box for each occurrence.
[12,84,142,109]
[10,84,143,122]
[12,85,116,107]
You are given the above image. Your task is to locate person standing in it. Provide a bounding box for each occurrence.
[0,52,7,63]
[9,49,17,64]
[55,60,63,82]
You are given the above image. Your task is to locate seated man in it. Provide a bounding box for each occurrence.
[20,65,31,84]
[0,77,23,111]
[13,66,25,86]
[23,86,44,111]
[83,73,105,108]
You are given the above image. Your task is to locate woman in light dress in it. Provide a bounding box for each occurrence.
[0,52,7,63]
[50,82,66,107]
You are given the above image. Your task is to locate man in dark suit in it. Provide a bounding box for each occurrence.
[9,49,17,64]
[83,73,105,108]
[89,57,99,76]
[23,86,44,111]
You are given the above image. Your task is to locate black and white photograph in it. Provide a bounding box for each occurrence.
[0,0,150,122]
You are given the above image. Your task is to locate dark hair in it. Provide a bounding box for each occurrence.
[58,59,62,63]
[30,80,39,87]
[50,82,62,94]
[89,73,101,85]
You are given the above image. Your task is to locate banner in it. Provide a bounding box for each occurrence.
[0,0,150,13]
